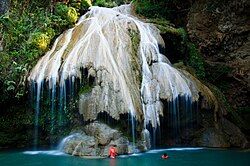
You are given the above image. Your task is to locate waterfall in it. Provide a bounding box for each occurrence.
[57,133,83,151]
[29,4,198,149]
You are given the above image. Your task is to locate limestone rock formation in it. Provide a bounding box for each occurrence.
[83,121,122,146]
[28,3,248,150]
[29,4,206,132]
[59,133,96,156]
[191,118,248,148]
[60,122,147,156]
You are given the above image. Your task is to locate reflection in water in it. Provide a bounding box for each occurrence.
[109,158,116,166]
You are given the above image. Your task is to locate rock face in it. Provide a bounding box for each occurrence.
[60,133,97,156]
[192,117,248,148]
[186,0,250,146]
[84,122,122,146]
[60,122,148,156]
[187,0,250,109]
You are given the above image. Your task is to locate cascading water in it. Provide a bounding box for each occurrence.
[29,4,201,150]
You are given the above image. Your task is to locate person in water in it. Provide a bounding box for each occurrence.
[109,145,118,159]
[161,153,169,159]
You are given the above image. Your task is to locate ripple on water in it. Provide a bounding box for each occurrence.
[23,150,66,156]
[147,147,203,153]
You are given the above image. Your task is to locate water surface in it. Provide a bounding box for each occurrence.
[0,148,249,166]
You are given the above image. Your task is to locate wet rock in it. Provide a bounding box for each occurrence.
[60,121,149,157]
[221,118,248,148]
[84,121,122,145]
[61,133,97,156]
[192,120,248,148]
[138,129,151,151]
[193,128,230,147]
[190,107,248,148]
[102,137,130,156]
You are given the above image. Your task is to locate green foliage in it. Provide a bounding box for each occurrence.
[157,23,187,40]
[0,0,85,105]
[187,42,205,79]
[45,27,56,39]
[81,0,92,8]
[134,0,168,19]
[79,84,94,94]
[134,0,192,26]
[93,0,117,8]
[175,28,187,41]
[30,32,50,50]
[0,7,47,103]
[55,3,79,24]
[69,0,92,13]
[55,2,69,17]
[67,7,79,23]
[147,18,170,33]
[0,105,34,148]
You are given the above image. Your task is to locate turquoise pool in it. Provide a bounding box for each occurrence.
[0,148,249,166]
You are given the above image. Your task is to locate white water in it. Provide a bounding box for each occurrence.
[57,133,84,151]
[29,4,198,149]
[146,147,203,153]
[22,147,203,157]
[23,150,65,156]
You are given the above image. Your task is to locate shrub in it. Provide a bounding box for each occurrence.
[45,27,56,39]
[55,3,69,17]
[81,0,92,8]
[0,0,82,104]
[134,0,168,19]
[30,32,50,50]
[67,7,78,23]
[187,42,205,79]
[55,3,79,24]
[93,0,116,8]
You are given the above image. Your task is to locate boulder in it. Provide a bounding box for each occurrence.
[84,121,122,145]
[60,121,150,157]
[109,137,130,154]
[61,133,96,156]
[192,128,230,147]
[138,129,151,151]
